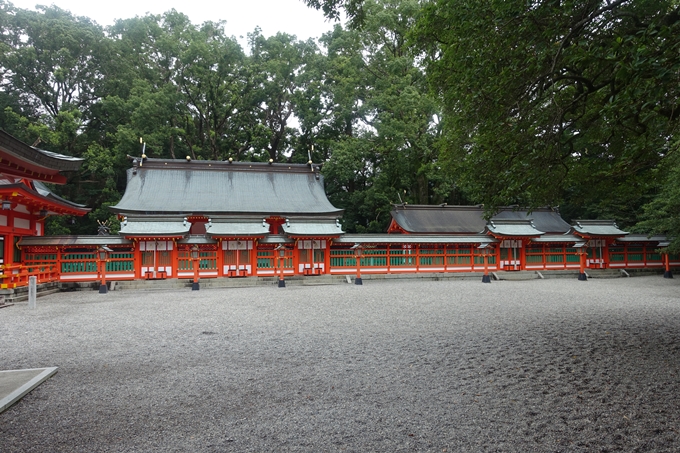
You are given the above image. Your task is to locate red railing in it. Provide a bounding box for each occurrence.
[0,263,59,289]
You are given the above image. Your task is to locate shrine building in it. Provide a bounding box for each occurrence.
[0,130,88,288]
[12,145,679,287]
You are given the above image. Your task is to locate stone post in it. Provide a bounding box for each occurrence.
[28,276,37,309]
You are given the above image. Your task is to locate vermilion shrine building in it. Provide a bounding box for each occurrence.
[7,142,677,288]
[0,131,88,289]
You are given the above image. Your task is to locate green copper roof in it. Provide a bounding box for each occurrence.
[282,221,344,236]
[390,205,569,234]
[111,159,342,217]
[570,220,628,237]
[119,221,190,236]
[485,219,545,237]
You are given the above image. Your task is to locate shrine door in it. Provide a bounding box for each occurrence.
[500,239,521,270]
[140,240,174,278]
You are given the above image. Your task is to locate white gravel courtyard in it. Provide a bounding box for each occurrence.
[3,276,680,452]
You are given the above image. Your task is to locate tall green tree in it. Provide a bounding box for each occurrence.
[412,0,680,225]
[248,32,325,162]
[0,3,108,119]
[319,1,457,232]
[176,20,254,160]
[635,146,680,252]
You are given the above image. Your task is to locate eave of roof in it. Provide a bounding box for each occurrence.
[259,234,295,244]
[0,182,90,215]
[19,235,132,247]
[282,222,344,236]
[616,234,668,243]
[532,234,583,243]
[570,220,628,237]
[0,130,84,183]
[119,221,190,236]
[484,220,545,237]
[178,235,218,245]
[334,234,497,244]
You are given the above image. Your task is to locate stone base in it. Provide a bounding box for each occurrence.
[578,273,588,281]
[278,279,286,288]
[355,277,362,285]
[664,270,673,279]
[192,282,200,291]
[481,274,491,283]
[99,284,108,294]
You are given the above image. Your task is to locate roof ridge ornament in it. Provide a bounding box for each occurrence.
[308,144,322,180]
[139,138,147,167]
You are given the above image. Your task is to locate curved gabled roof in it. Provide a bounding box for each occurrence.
[492,208,570,234]
[0,181,89,215]
[0,130,84,183]
[390,205,487,234]
[389,205,570,234]
[33,181,89,211]
[484,219,545,237]
[569,220,628,237]
[111,159,343,217]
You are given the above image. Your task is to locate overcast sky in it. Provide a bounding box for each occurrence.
[9,0,340,45]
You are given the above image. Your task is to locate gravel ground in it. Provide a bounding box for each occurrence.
[2,276,680,452]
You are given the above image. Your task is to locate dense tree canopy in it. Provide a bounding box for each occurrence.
[415,0,680,226]
[308,0,680,250]
[0,0,450,234]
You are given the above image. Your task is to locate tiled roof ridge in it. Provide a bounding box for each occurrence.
[127,156,321,174]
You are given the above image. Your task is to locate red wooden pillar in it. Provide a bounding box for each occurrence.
[292,240,300,276]
[415,243,420,274]
[386,244,391,274]
[251,240,259,276]
[664,252,673,279]
[133,239,141,279]
[605,240,612,269]
[519,239,526,270]
[578,249,587,281]
[5,232,14,265]
[324,240,331,275]
[216,239,224,277]
[171,239,178,279]
[275,245,286,287]
[99,256,107,293]
[191,244,199,290]
[481,246,491,283]
[56,246,62,280]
